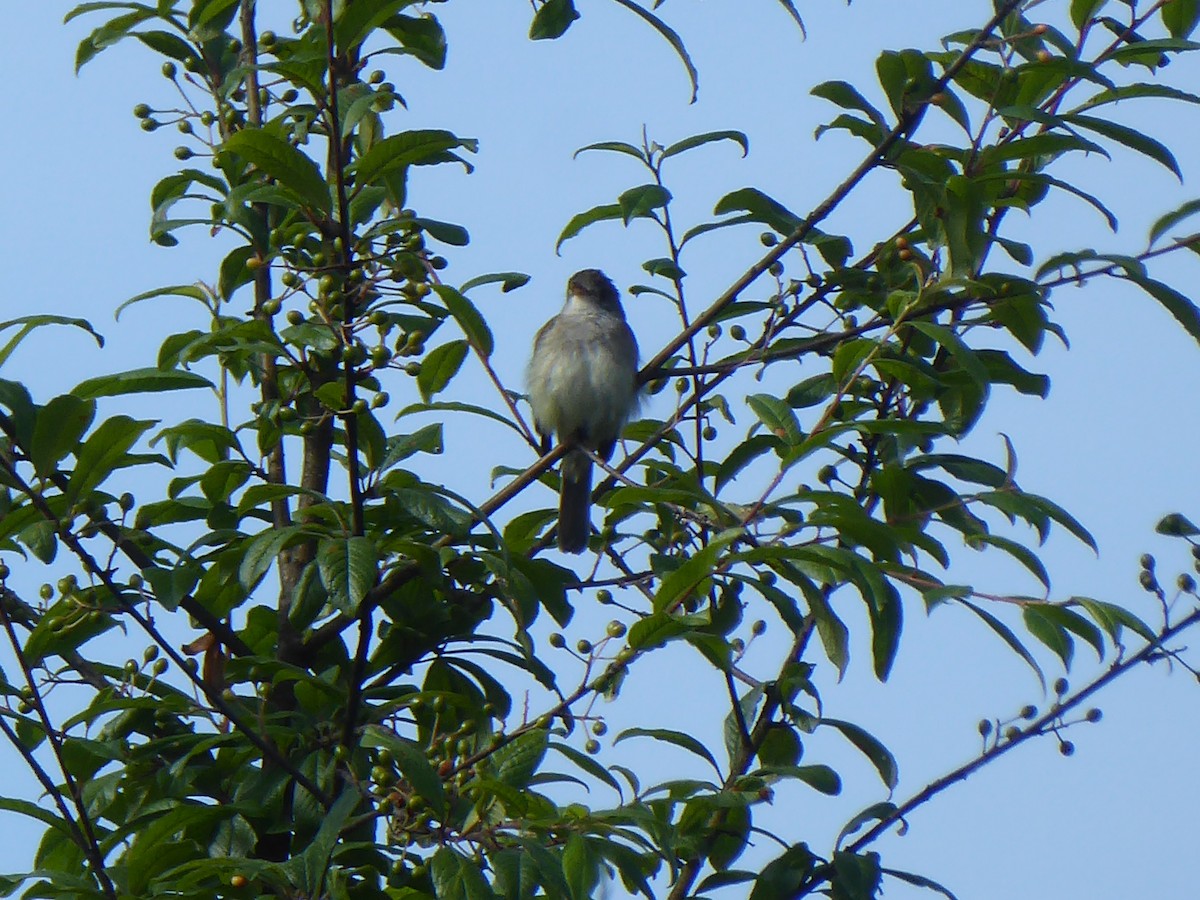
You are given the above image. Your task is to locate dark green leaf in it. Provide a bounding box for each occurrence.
[72,367,212,400]
[65,416,156,508]
[661,130,749,160]
[1156,512,1200,536]
[609,0,699,102]
[615,727,722,778]
[317,536,378,616]
[459,272,530,294]
[30,396,95,479]
[416,340,469,401]
[823,718,898,790]
[713,187,802,234]
[618,184,671,224]
[1123,275,1200,347]
[0,315,103,368]
[222,129,330,214]
[529,0,579,39]
[1150,198,1200,245]
[434,284,494,357]
[961,599,1045,687]
[556,203,623,253]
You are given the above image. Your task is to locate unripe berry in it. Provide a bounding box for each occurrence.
[596,589,613,605]
[576,639,593,655]
[1059,740,1075,756]
[548,632,566,649]
[161,61,177,79]
[606,620,626,638]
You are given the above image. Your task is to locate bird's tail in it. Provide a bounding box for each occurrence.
[558,450,592,554]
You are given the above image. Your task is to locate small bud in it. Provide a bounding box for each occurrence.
[817,465,837,486]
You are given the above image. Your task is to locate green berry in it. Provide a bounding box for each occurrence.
[977,719,992,737]
[1020,705,1037,720]
[606,620,626,639]
[576,639,593,655]
[133,103,152,118]
[597,589,613,605]
[584,739,600,755]
[1178,573,1196,593]
[751,619,766,636]
[1053,678,1068,696]
[760,232,778,247]
[161,61,177,79]
[730,324,747,341]
[1140,553,1155,570]
[1059,740,1075,756]
[549,632,566,649]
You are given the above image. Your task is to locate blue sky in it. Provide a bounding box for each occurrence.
[2,2,1200,897]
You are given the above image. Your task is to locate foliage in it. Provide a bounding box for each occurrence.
[0,1,1199,898]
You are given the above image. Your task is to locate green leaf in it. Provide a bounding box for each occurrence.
[713,187,802,234]
[317,536,378,616]
[609,0,699,103]
[222,129,330,214]
[114,283,210,320]
[1150,198,1200,245]
[653,529,741,612]
[615,727,722,778]
[750,845,816,900]
[353,130,477,189]
[747,393,803,445]
[811,80,888,126]
[72,367,213,400]
[1023,606,1073,668]
[65,416,156,508]
[556,203,623,253]
[432,846,499,899]
[661,130,749,161]
[529,0,579,39]
[1123,275,1200,347]
[1163,0,1200,38]
[0,315,103,369]
[822,718,898,790]
[1064,112,1181,178]
[362,724,447,810]
[1027,603,1104,660]
[335,0,412,53]
[1156,512,1200,536]
[30,395,95,478]
[574,140,647,162]
[237,525,308,589]
[416,340,469,402]
[909,322,989,388]
[459,272,530,294]
[491,728,548,790]
[618,184,671,224]
[1071,0,1108,30]
[961,599,1045,688]
[434,284,494,357]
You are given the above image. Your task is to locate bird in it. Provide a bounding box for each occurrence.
[527,269,640,553]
